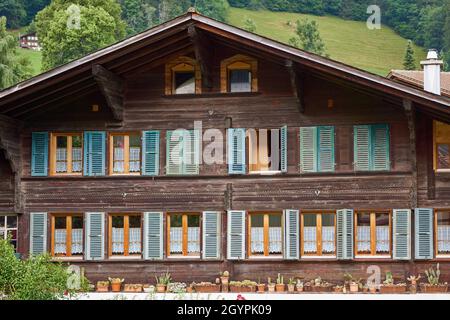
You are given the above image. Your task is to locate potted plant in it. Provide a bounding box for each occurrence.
[407,275,420,294]
[267,277,276,293]
[155,271,171,293]
[369,284,378,294]
[109,278,124,292]
[186,283,195,293]
[275,274,285,292]
[420,264,448,293]
[334,285,344,293]
[167,282,187,293]
[257,278,265,293]
[124,284,143,293]
[287,278,296,293]
[311,277,334,293]
[143,284,155,293]
[229,280,257,293]
[296,280,304,292]
[344,273,360,293]
[96,281,109,292]
[193,282,221,293]
[379,272,407,294]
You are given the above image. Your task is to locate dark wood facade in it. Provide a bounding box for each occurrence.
[1,12,450,284]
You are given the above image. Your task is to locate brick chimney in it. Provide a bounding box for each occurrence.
[420,49,443,95]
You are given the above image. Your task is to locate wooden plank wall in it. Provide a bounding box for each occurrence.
[0,152,14,212]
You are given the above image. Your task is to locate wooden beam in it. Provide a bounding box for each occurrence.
[188,25,213,89]
[404,99,418,208]
[286,60,305,113]
[93,65,124,121]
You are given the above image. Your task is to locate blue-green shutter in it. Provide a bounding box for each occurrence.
[166,130,182,175]
[318,126,335,172]
[30,212,47,255]
[202,211,221,259]
[31,132,49,176]
[280,126,288,173]
[415,208,433,260]
[143,212,163,260]
[142,131,160,176]
[228,129,246,174]
[183,130,200,175]
[300,127,317,173]
[284,209,299,260]
[337,209,354,260]
[86,212,104,260]
[393,209,411,260]
[227,210,245,259]
[371,124,390,171]
[83,132,106,176]
[354,125,370,171]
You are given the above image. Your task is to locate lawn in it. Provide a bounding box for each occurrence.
[16,48,42,76]
[228,8,426,76]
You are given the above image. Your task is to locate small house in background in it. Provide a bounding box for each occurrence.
[19,32,41,51]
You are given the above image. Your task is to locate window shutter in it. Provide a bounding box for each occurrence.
[354,125,370,171]
[300,127,317,173]
[228,128,246,174]
[142,131,160,176]
[393,209,411,260]
[227,210,245,260]
[318,126,335,172]
[86,212,105,260]
[284,209,299,260]
[144,212,163,260]
[183,130,200,175]
[166,130,183,175]
[414,208,434,260]
[30,212,47,255]
[280,126,288,173]
[83,132,106,176]
[31,132,49,176]
[337,209,354,260]
[202,211,221,259]
[371,124,390,171]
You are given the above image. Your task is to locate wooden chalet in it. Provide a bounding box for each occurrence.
[1,11,450,284]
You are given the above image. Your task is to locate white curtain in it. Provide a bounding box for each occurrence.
[322,226,335,253]
[54,229,67,254]
[251,227,264,253]
[114,148,124,172]
[438,225,450,253]
[303,226,317,253]
[129,147,141,172]
[357,226,371,252]
[128,228,141,254]
[56,148,67,172]
[170,227,183,253]
[376,226,390,253]
[112,228,124,253]
[72,148,82,172]
[188,227,200,253]
[269,227,282,253]
[71,229,83,254]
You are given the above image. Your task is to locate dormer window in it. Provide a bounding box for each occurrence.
[221,54,257,93]
[165,56,201,95]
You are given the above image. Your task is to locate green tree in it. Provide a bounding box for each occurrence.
[243,17,256,32]
[403,40,416,70]
[0,16,32,90]
[120,0,157,36]
[0,0,27,29]
[195,0,230,22]
[288,19,328,57]
[36,0,126,70]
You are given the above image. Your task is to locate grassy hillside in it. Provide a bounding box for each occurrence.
[228,8,426,76]
[17,48,42,76]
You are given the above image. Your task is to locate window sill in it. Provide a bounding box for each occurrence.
[436,255,450,259]
[162,92,261,99]
[435,169,450,174]
[301,256,337,260]
[108,256,142,260]
[355,255,392,260]
[51,256,84,262]
[249,171,282,176]
[248,255,283,260]
[167,255,201,259]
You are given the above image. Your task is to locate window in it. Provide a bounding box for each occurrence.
[434,121,450,171]
[300,126,335,173]
[248,212,282,257]
[354,124,390,171]
[355,211,391,257]
[108,214,142,257]
[51,214,83,257]
[247,127,286,174]
[221,54,257,93]
[167,213,201,257]
[50,133,82,175]
[436,211,450,256]
[109,133,141,175]
[301,212,336,256]
[165,56,201,95]
[0,215,18,250]
[166,130,200,175]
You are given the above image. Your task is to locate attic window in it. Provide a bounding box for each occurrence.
[165,56,201,95]
[221,54,258,93]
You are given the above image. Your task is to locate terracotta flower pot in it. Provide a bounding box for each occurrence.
[275,284,285,292]
[111,282,122,292]
[287,284,295,293]
[349,283,359,293]
[267,285,276,293]
[420,284,448,293]
[96,284,109,292]
[296,286,304,292]
[369,286,377,294]
[156,284,166,293]
[257,284,265,293]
